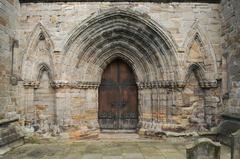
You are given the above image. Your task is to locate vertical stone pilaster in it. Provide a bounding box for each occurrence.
[0,0,19,116]
[23,88,34,123]
[221,0,240,114]
[55,88,71,126]
[138,88,151,123]
[83,89,99,130]
[138,88,153,130]
[204,89,219,128]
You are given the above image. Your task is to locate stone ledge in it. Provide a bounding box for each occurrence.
[221,114,240,121]
[19,0,220,3]
[0,118,19,126]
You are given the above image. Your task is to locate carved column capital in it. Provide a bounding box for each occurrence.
[51,80,100,89]
[23,80,40,88]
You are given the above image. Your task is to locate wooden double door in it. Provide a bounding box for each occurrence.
[98,59,138,131]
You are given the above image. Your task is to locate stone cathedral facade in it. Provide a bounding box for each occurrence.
[0,0,239,136]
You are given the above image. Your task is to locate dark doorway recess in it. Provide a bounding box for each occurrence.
[98,59,138,132]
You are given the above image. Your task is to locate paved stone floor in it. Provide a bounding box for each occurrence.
[0,134,231,159]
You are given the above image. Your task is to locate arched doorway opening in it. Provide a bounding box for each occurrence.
[98,59,138,132]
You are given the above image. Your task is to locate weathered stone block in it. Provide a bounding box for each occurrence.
[0,118,24,148]
[186,138,221,159]
[231,129,240,159]
[216,120,240,146]
[6,0,15,5]
[0,17,7,26]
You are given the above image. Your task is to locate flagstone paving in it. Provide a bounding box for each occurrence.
[0,136,231,159]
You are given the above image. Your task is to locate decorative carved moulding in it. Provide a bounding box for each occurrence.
[23,80,40,88]
[199,80,218,88]
[23,80,217,89]
[137,80,188,89]
[137,80,218,89]
[51,81,100,89]
[23,80,100,89]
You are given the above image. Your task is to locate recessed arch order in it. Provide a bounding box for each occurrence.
[61,9,180,83]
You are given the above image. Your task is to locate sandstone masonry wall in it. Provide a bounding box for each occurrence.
[16,2,222,132]
[0,1,228,134]
[16,1,221,78]
[221,0,240,115]
[0,0,19,119]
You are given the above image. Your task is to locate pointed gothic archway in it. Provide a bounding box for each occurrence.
[98,59,138,131]
[60,9,181,131]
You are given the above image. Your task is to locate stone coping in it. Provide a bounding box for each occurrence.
[0,118,19,126]
[221,113,240,121]
[186,137,221,150]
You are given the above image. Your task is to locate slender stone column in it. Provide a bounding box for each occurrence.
[23,81,40,124]
[24,87,35,123]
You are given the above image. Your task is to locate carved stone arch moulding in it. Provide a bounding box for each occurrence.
[22,22,55,88]
[186,63,206,82]
[37,63,53,81]
[182,19,218,83]
[24,63,54,89]
[184,63,217,88]
[61,9,180,84]
[183,63,218,89]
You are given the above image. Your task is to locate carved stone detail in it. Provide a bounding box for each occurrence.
[51,81,100,89]
[199,80,218,88]
[137,80,217,89]
[23,80,40,88]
